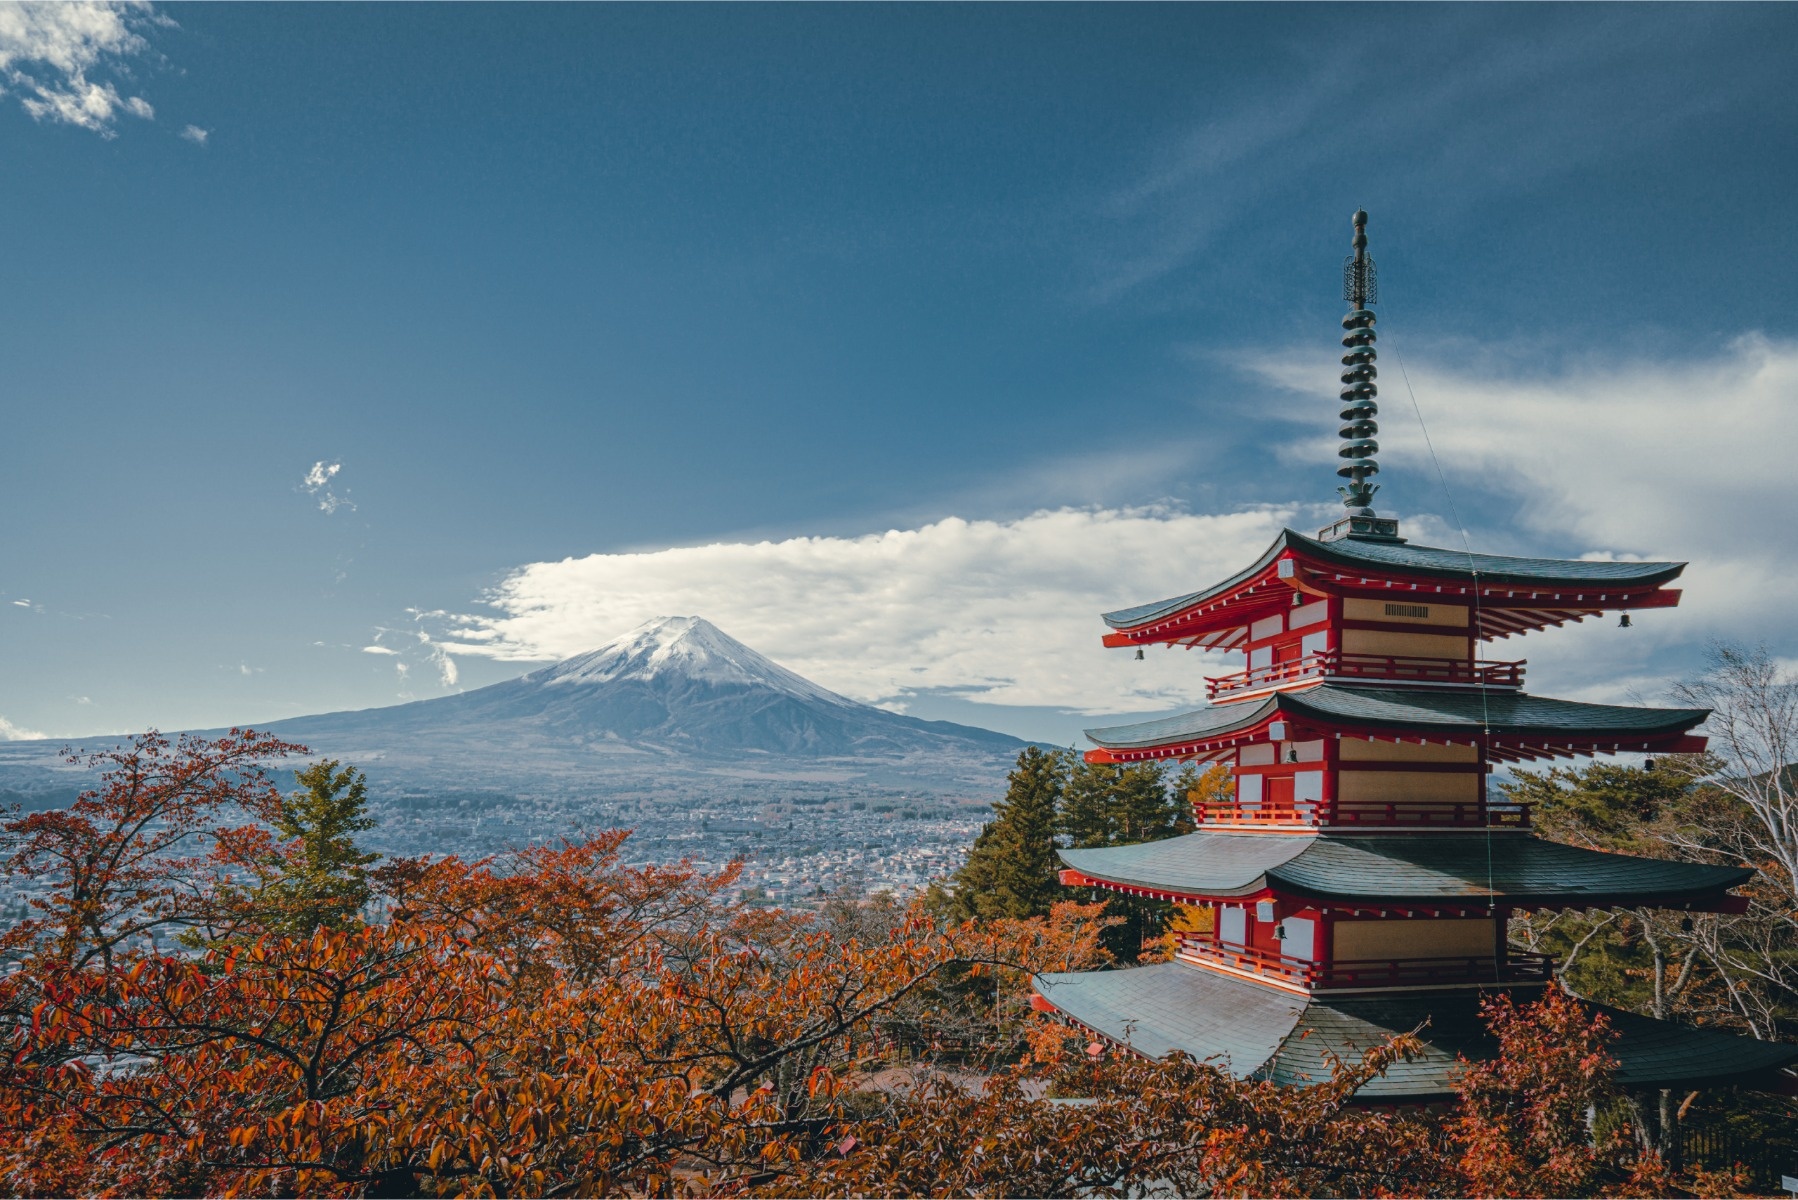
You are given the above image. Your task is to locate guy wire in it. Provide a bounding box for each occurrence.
[1381,309,1502,984]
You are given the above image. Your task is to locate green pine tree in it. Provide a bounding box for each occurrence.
[942,745,1066,922]
[260,759,380,934]
[1057,754,1184,960]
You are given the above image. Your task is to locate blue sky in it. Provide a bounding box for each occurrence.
[4,3,1798,746]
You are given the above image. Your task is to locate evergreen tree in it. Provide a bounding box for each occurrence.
[942,746,1066,922]
[1057,754,1185,960]
[1169,760,1232,833]
[259,759,380,934]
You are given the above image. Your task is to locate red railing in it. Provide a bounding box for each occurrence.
[1176,936,1554,990]
[1206,652,1526,700]
[1192,799,1530,829]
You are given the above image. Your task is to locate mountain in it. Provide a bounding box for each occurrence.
[266,616,1024,764]
[0,618,1027,807]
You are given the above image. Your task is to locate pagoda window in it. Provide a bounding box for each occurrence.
[1300,629,1329,658]
[1248,645,1274,670]
[1343,599,1469,628]
[1250,614,1284,641]
[1240,745,1276,766]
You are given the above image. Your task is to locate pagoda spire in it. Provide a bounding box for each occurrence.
[1337,208,1380,513]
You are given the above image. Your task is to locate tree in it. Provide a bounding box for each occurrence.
[1172,760,1232,831]
[256,759,380,935]
[1668,643,1798,1043]
[0,729,302,974]
[0,765,1759,1198]
[1058,753,1183,960]
[940,746,1066,922]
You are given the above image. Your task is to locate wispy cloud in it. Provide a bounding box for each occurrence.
[178,122,206,145]
[1083,7,1769,303]
[300,460,355,515]
[0,1,165,137]
[0,714,46,741]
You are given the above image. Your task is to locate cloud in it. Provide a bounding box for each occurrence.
[0,1,163,136]
[360,645,400,656]
[418,334,1798,721]
[300,460,355,515]
[1241,332,1798,701]
[0,714,46,741]
[178,122,206,144]
[425,506,1303,714]
[11,599,30,608]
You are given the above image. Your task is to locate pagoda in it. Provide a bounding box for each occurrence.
[1031,212,1798,1101]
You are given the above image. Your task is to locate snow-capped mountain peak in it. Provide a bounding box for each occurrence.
[524,616,856,708]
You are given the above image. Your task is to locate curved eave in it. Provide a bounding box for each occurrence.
[1099,530,1688,648]
[1101,536,1291,631]
[1032,964,1798,1098]
[1083,686,1710,765]
[1057,832,1754,913]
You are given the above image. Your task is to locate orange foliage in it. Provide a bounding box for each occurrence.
[0,733,1761,1197]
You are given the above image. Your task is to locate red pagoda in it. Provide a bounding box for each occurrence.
[1031,212,1798,1100]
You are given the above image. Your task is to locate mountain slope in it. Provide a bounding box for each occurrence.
[260,616,1025,763]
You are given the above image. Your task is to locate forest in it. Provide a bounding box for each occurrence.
[0,646,1793,1197]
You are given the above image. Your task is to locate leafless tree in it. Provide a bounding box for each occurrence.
[1667,643,1798,1041]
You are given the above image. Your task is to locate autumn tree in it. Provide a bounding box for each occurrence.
[0,728,302,973]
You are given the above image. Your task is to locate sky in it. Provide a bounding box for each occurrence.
[3,2,1798,748]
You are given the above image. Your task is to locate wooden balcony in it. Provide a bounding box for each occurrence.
[1176,936,1554,991]
[1205,652,1526,700]
[1192,798,1531,829]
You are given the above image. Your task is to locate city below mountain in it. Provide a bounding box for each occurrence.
[0,617,1031,900]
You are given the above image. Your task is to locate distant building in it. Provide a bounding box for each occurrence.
[1032,212,1798,1101]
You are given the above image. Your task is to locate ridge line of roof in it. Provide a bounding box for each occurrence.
[1100,528,1688,631]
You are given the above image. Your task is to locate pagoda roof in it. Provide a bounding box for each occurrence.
[1083,684,1708,764]
[1032,962,1798,1100]
[1102,529,1685,646]
[1057,831,1752,909]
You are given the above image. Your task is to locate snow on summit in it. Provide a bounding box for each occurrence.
[525,616,856,708]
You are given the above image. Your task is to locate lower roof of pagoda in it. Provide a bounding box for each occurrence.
[1083,683,1707,763]
[1057,831,1752,909]
[1032,961,1798,1101]
[1100,528,1686,647]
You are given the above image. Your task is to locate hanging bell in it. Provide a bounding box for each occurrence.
[1134,647,1145,661]
[1619,614,1632,628]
